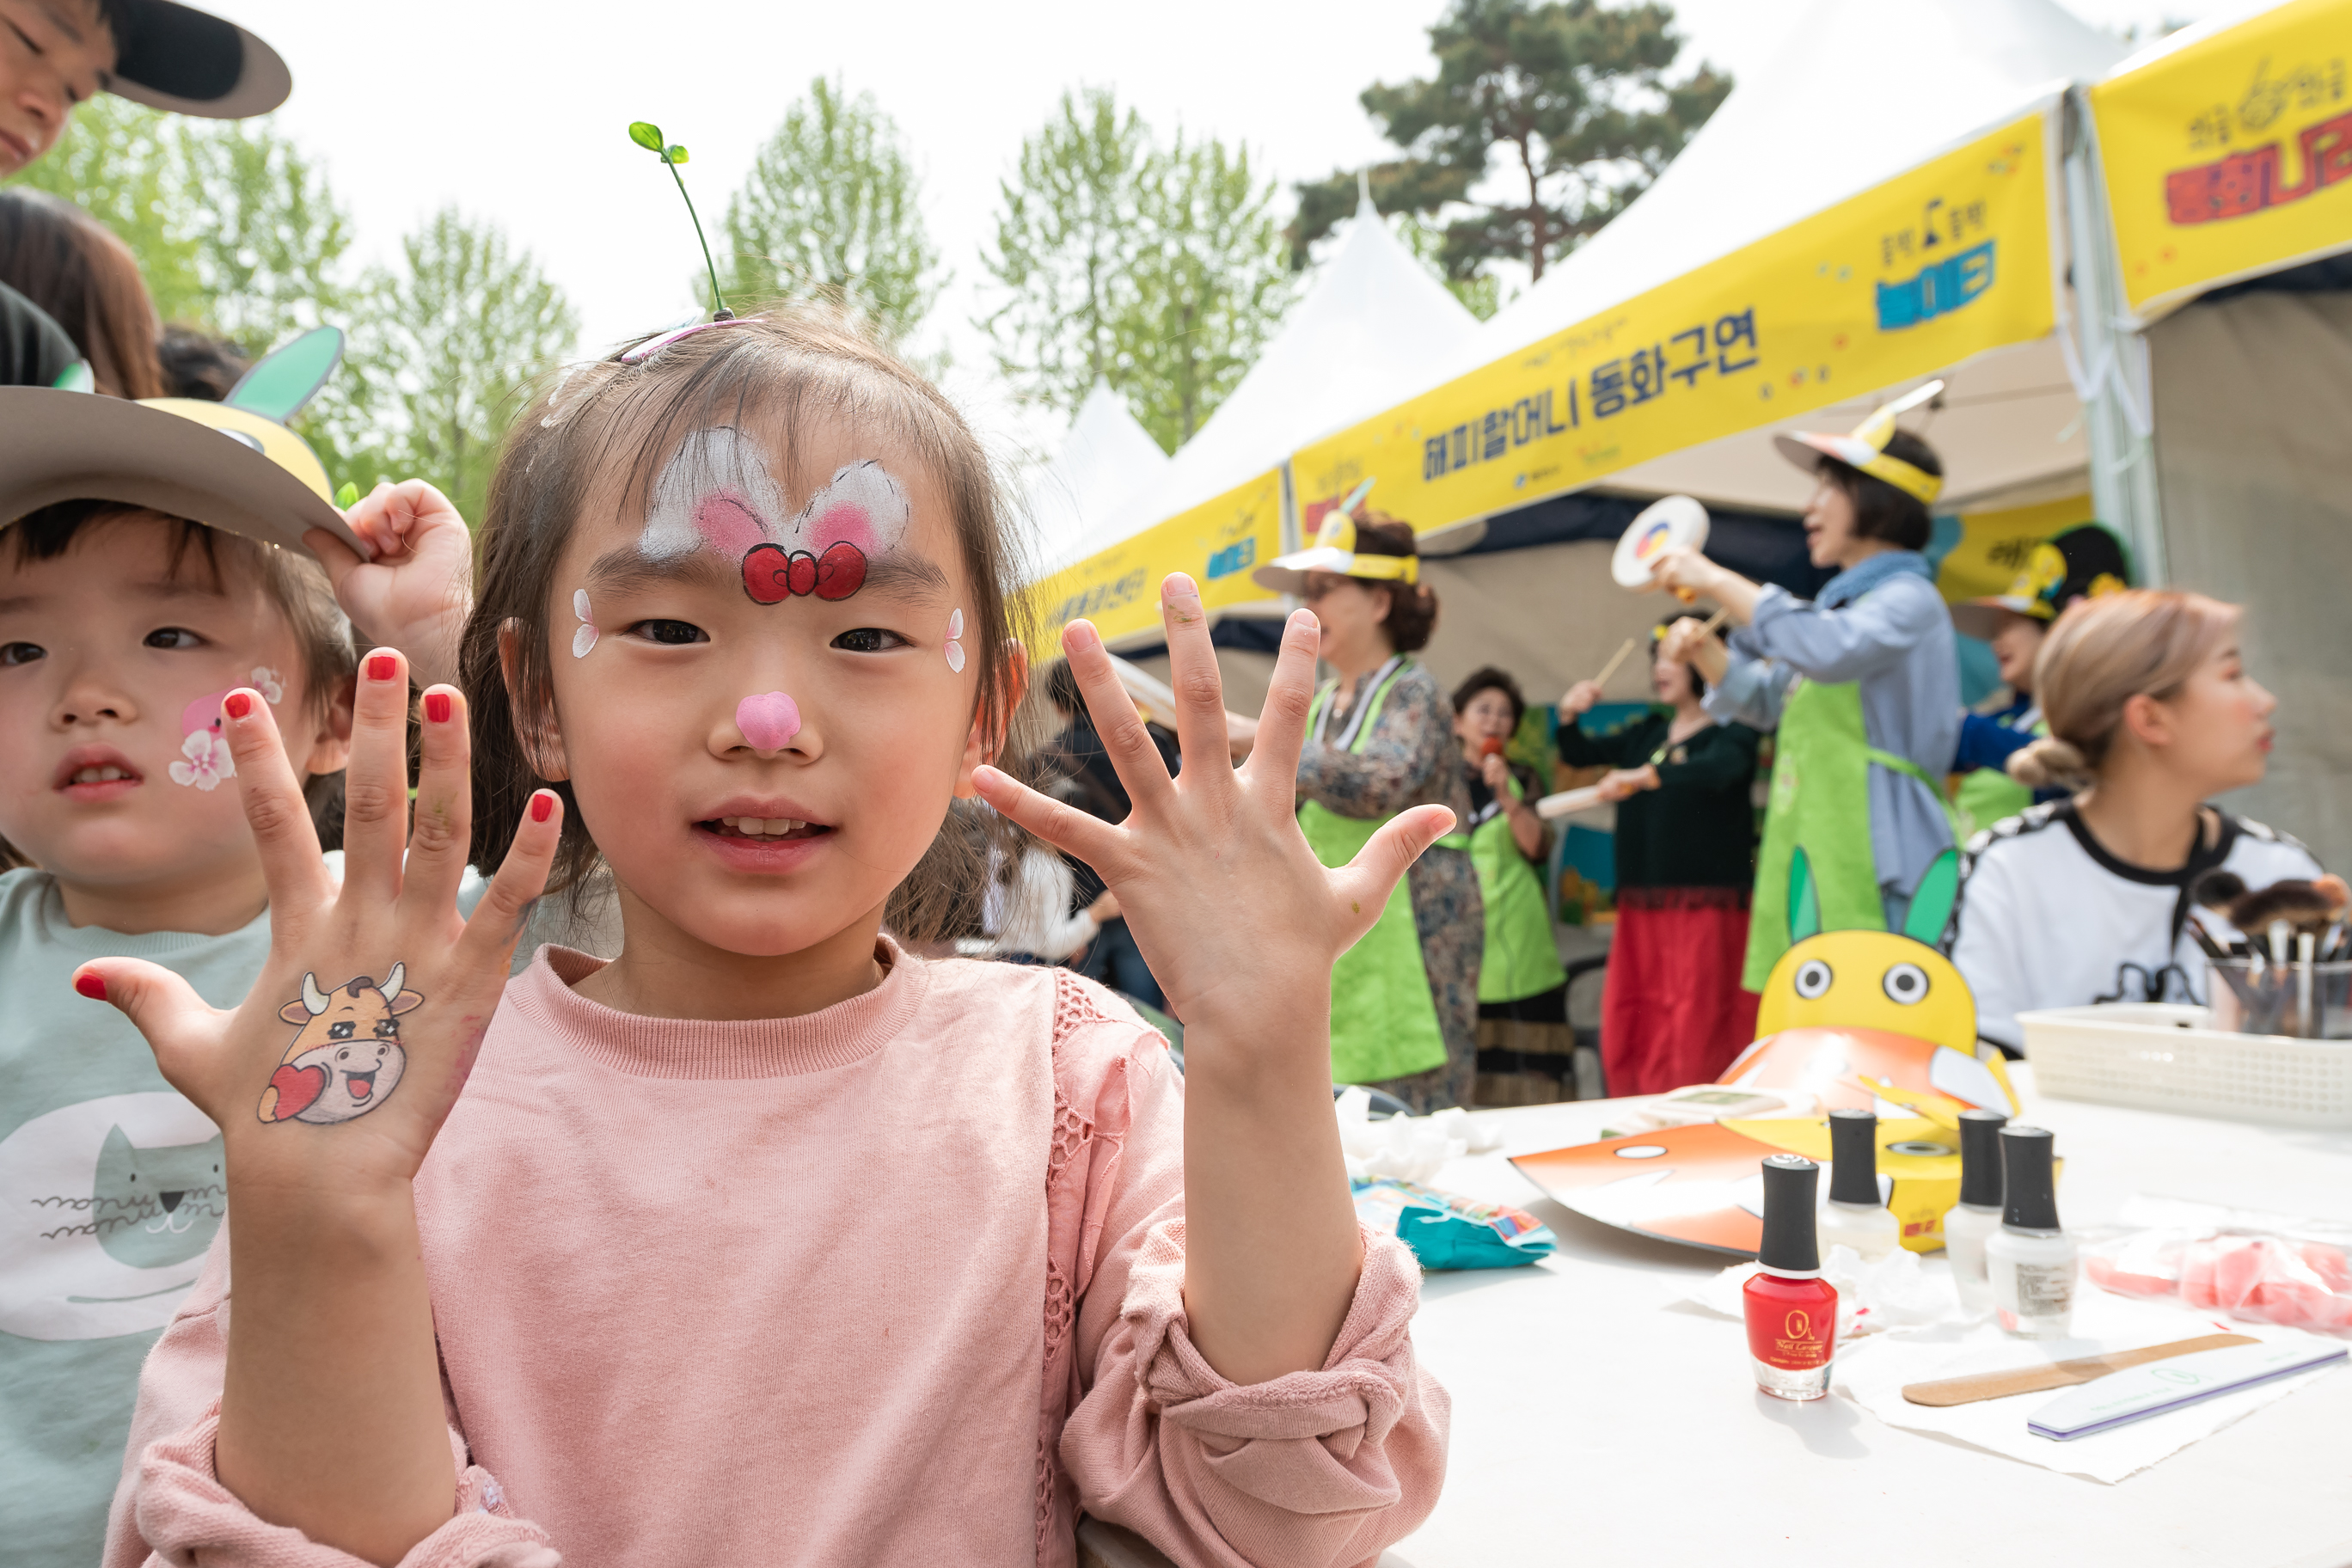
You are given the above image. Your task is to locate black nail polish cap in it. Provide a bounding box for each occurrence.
[1958,1108,2009,1207]
[1759,1154,1821,1272]
[1826,1108,1882,1206]
[2000,1124,2061,1231]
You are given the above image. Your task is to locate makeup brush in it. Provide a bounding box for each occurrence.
[2186,913,2260,1013]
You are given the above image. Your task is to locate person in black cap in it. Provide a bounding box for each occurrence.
[0,0,291,177]
[0,276,80,387]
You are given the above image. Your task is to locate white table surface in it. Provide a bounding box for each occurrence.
[1386,1067,2352,1568]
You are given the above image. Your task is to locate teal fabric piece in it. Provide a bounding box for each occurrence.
[1352,1178,1556,1271]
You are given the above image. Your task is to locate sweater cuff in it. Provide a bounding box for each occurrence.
[1132,1219,1424,1453]
[132,1402,555,1568]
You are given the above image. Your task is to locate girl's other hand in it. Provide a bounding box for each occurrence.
[307,480,475,689]
[67,650,562,1563]
[975,577,1452,1045]
[1559,678,1603,716]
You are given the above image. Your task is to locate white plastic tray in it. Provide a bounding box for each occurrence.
[2018,1002,2352,1129]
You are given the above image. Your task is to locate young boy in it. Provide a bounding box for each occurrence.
[0,337,478,1561]
[1,0,291,177]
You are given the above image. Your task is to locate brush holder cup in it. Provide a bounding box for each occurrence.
[2206,959,2352,1040]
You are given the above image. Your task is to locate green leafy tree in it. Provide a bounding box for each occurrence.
[1124,134,1290,450]
[6,96,205,320]
[980,88,1151,421]
[717,77,941,344]
[357,209,579,526]
[1289,0,1729,287]
[983,89,1292,450]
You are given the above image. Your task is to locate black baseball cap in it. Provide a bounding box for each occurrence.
[102,0,291,119]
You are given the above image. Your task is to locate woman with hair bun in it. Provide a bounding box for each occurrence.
[1948,589,2324,1055]
[1253,509,1481,1111]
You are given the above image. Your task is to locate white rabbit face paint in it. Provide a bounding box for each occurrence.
[640,426,787,563]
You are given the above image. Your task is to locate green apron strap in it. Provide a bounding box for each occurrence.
[1468,772,1569,1005]
[1865,746,1963,840]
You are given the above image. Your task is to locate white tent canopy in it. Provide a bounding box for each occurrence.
[1084,189,1484,558]
[1401,0,2126,522]
[1022,381,1171,576]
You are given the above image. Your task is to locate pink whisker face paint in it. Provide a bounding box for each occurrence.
[572,590,600,658]
[640,427,787,562]
[944,609,965,674]
[736,691,802,752]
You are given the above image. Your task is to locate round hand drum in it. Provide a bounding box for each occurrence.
[1611,494,1710,590]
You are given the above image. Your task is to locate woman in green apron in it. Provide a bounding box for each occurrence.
[1253,511,1481,1112]
[1450,666,1571,1104]
[1946,524,2133,837]
[1651,400,1962,992]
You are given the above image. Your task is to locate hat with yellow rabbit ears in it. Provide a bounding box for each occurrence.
[1949,524,2132,642]
[0,327,366,558]
[1251,509,1419,597]
[1772,380,1945,505]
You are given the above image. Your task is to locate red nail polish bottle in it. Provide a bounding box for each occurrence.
[1745,1154,1838,1401]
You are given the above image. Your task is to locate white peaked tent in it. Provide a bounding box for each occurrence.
[1022,382,1172,577]
[1421,0,2125,521]
[1083,188,1485,563]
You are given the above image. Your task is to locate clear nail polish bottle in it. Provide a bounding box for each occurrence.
[1817,1108,1901,1263]
[1744,1155,1839,1401]
[1987,1124,2078,1338]
[1944,1108,2009,1315]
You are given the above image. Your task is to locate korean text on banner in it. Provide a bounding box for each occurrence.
[2091,0,2352,326]
[1293,111,2055,536]
[1027,468,1283,646]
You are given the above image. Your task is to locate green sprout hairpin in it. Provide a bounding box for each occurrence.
[629,120,728,322]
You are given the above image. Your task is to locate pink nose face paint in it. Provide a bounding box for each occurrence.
[735,691,802,752]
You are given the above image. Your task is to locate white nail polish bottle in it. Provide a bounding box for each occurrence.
[1987,1124,2077,1338]
[1816,1109,1901,1263]
[1944,1108,2008,1315]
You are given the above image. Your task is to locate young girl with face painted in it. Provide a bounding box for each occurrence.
[94,310,1450,1568]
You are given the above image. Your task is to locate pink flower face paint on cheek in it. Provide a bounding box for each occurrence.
[167,688,241,790]
[735,691,801,752]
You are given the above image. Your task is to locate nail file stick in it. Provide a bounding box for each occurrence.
[1902,1333,2257,1406]
[2026,1340,2347,1441]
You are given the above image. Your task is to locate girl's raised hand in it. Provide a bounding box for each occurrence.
[975,574,1453,1041]
[974,574,1455,1387]
[308,480,475,689]
[72,646,561,1192]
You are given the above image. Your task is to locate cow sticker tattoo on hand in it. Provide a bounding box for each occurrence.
[573,589,599,658]
[258,966,421,1124]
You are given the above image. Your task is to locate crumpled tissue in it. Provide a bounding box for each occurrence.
[1685,1244,1951,1342]
[1334,1087,1506,1183]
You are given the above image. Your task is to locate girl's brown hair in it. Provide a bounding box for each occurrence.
[1351,511,1439,653]
[2008,589,2240,789]
[0,189,166,400]
[460,306,1028,944]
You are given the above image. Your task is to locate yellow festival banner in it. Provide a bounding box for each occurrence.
[1292,111,2056,535]
[2091,0,2352,326]
[1027,468,1283,645]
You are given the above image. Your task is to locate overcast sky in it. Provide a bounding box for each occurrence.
[200,0,2220,458]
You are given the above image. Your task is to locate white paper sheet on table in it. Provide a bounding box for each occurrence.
[1833,1288,2346,1483]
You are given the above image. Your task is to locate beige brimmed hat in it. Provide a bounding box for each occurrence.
[1773,380,1945,505]
[1251,511,1418,596]
[0,326,364,556]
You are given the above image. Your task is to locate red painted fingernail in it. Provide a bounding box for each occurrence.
[530,792,554,824]
[223,690,253,720]
[367,654,398,683]
[425,690,452,724]
[74,973,106,1001]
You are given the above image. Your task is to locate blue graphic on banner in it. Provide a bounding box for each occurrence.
[1877,242,1996,330]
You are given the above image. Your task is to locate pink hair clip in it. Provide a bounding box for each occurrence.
[618,313,764,364]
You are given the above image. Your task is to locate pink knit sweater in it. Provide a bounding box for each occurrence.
[103,945,1448,1567]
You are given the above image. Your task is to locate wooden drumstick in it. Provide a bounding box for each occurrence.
[1590,638,1638,691]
